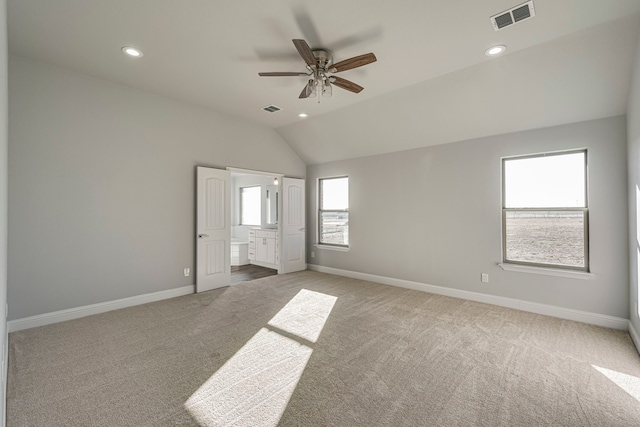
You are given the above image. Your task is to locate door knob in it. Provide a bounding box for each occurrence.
[198,234,209,239]
[299,228,306,232]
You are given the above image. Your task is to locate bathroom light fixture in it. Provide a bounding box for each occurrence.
[485,45,506,56]
[273,177,279,185]
[122,46,143,57]
[298,113,308,118]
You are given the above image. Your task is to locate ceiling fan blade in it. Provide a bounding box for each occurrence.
[258,72,308,76]
[331,53,377,73]
[292,39,317,67]
[331,76,364,93]
[299,85,310,99]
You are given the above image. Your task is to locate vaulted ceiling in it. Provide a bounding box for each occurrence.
[8,0,640,164]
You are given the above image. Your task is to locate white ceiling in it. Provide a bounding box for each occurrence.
[7,0,640,164]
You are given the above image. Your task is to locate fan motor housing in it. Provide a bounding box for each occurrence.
[312,49,333,69]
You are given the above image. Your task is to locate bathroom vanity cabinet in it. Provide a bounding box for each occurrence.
[248,228,278,269]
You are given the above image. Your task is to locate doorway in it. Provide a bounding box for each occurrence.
[196,166,306,293]
[229,169,281,274]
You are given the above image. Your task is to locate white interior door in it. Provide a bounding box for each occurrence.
[196,166,231,292]
[281,177,306,273]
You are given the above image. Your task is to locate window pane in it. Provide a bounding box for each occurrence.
[241,186,261,225]
[321,177,348,210]
[320,211,349,246]
[505,210,585,268]
[504,152,585,208]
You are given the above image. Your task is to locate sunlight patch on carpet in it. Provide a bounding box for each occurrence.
[593,365,640,401]
[185,289,337,426]
[268,289,337,343]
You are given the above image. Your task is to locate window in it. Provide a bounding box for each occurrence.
[319,177,349,247]
[240,186,261,226]
[502,150,588,271]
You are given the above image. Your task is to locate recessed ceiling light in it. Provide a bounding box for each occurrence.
[298,113,308,118]
[122,46,143,58]
[485,45,506,56]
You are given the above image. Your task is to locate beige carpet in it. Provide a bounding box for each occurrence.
[7,271,640,426]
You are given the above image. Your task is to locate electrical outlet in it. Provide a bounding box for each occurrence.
[481,273,489,283]
[184,268,190,277]
[311,251,315,258]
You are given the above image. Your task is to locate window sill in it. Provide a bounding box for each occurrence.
[498,263,595,280]
[314,244,350,252]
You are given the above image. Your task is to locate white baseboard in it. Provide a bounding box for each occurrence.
[2,326,6,427]
[308,265,629,330]
[629,321,640,353]
[8,285,195,333]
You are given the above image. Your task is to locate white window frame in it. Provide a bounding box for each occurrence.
[239,185,261,226]
[318,176,349,248]
[502,149,589,272]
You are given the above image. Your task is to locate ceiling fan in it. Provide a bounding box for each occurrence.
[258,39,377,99]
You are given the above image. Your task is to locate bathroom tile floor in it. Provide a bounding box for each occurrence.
[230,264,278,284]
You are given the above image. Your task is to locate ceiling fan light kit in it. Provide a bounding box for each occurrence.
[259,39,376,102]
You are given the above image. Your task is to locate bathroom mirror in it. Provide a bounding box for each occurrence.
[266,185,278,225]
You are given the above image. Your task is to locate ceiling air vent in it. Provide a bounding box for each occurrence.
[490,1,535,31]
[262,105,281,113]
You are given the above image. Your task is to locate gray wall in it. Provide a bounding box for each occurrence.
[8,55,305,320]
[0,0,7,417]
[628,25,640,333]
[308,116,629,318]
